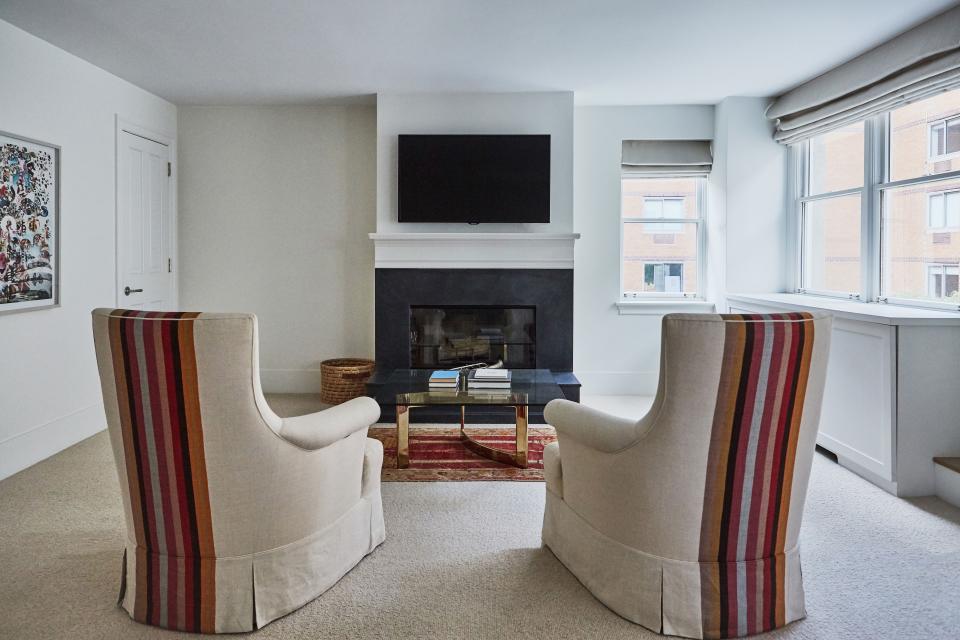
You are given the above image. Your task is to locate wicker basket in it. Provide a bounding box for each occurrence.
[320,358,376,405]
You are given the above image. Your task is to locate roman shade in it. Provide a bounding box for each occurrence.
[621,140,712,175]
[767,5,960,144]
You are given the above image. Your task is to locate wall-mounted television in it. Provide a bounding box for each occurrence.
[398,134,550,223]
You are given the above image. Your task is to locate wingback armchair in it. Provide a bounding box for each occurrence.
[92,309,385,633]
[542,312,831,639]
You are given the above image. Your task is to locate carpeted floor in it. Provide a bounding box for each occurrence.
[2,403,960,639]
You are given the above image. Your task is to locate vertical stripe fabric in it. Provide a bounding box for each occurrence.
[107,310,217,633]
[698,313,814,639]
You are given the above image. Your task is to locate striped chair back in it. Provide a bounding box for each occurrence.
[98,310,217,632]
[697,312,818,638]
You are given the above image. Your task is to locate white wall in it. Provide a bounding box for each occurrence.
[713,97,789,305]
[178,106,377,392]
[0,20,177,480]
[573,106,715,395]
[376,92,574,234]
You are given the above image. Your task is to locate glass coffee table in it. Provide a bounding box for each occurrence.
[370,369,565,469]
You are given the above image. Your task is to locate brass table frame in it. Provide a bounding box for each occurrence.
[395,402,529,469]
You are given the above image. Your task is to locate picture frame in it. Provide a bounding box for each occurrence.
[0,130,60,314]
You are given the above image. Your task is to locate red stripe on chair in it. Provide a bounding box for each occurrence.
[698,313,814,638]
[108,310,216,632]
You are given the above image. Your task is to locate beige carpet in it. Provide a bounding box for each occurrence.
[2,397,960,639]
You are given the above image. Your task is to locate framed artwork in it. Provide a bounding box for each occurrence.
[0,131,59,314]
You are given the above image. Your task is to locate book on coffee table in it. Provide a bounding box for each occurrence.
[467,369,511,388]
[429,370,460,389]
[474,368,509,379]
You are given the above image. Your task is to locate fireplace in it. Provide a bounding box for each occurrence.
[370,268,578,423]
[410,305,536,369]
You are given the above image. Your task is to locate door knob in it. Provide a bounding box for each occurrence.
[124,286,143,296]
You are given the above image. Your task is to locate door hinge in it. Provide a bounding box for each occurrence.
[167,162,171,177]
[168,258,172,273]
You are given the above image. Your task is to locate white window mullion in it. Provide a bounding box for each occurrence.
[788,142,805,292]
[863,114,885,302]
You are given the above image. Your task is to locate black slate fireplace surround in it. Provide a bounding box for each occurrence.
[370,268,577,423]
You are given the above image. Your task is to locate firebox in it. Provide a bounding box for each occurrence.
[409,305,535,369]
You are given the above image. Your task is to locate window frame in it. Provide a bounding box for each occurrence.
[619,175,706,300]
[927,115,960,162]
[793,120,870,301]
[791,106,960,312]
[926,189,960,231]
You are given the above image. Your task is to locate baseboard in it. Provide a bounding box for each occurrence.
[574,370,658,396]
[260,368,322,394]
[0,403,105,481]
[835,454,899,496]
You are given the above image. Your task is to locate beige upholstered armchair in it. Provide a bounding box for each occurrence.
[92,309,385,633]
[542,312,831,639]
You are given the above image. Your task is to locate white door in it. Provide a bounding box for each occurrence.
[117,130,174,310]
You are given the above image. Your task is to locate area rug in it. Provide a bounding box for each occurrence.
[368,425,557,481]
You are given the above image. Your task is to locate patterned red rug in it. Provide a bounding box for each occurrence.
[368,425,557,481]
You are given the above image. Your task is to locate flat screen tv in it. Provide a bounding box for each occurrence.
[398,134,550,223]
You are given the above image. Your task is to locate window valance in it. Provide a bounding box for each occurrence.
[767,5,960,144]
[621,140,713,175]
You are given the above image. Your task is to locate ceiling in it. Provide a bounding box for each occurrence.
[1,0,957,106]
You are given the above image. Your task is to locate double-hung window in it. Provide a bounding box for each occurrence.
[793,86,960,309]
[929,115,960,161]
[641,197,684,233]
[621,176,705,298]
[927,190,960,230]
[797,122,865,297]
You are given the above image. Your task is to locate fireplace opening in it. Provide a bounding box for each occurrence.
[409,305,536,369]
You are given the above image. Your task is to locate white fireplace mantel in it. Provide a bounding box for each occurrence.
[369,232,580,269]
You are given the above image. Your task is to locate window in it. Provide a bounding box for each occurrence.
[927,190,960,230]
[927,264,960,300]
[797,122,864,297]
[793,85,960,309]
[929,116,960,160]
[643,262,683,293]
[621,176,704,298]
[641,197,683,233]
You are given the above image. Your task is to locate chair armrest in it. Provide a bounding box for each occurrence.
[279,396,381,450]
[544,399,639,453]
[542,441,563,497]
[361,437,384,499]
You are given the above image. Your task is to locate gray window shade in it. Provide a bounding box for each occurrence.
[621,140,712,175]
[767,5,960,144]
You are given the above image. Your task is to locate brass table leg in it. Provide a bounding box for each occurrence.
[515,405,528,468]
[396,404,410,469]
[458,404,530,468]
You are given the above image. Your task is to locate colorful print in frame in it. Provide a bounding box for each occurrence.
[0,131,59,313]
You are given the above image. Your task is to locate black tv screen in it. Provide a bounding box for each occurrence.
[398,134,550,223]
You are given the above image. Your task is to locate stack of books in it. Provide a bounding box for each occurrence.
[468,368,511,389]
[428,370,460,390]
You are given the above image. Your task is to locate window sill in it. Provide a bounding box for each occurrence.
[616,300,716,315]
[726,293,960,326]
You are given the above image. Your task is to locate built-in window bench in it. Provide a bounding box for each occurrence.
[727,293,960,498]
